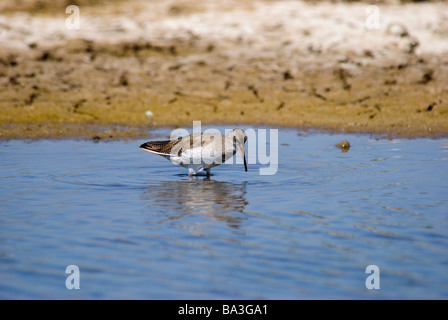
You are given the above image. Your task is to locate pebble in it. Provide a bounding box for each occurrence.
[387,23,409,38]
[336,140,350,152]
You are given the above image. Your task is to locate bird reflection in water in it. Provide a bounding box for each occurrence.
[142,177,248,233]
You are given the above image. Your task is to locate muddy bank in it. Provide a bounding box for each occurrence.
[1,0,448,140]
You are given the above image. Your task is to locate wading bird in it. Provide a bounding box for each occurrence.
[140,128,248,176]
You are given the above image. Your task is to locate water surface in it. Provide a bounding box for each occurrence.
[1,128,447,299]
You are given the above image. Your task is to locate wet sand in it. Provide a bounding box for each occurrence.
[1,0,447,140]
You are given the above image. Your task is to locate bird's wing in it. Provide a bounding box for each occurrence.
[140,133,225,156]
[139,138,182,156]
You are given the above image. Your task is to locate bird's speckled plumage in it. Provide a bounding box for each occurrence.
[140,128,247,176]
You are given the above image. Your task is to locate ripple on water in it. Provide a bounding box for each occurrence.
[0,134,447,299]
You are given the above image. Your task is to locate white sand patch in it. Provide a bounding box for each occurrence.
[1,1,447,59]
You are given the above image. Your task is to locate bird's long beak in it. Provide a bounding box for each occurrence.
[238,146,247,172]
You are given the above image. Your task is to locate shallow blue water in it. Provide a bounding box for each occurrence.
[1,128,447,299]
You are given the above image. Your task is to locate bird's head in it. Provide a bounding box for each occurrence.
[229,128,247,172]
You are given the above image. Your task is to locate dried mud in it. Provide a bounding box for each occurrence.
[1,0,448,140]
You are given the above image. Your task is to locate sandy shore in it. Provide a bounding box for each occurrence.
[1,0,448,140]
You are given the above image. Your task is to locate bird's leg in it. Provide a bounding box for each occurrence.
[205,169,211,177]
